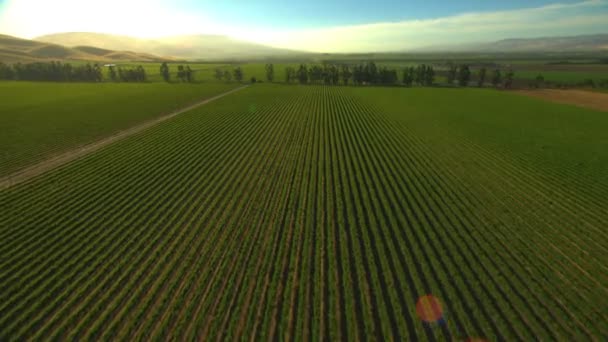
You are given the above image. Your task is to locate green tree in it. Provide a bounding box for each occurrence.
[177,65,186,82]
[477,68,487,87]
[458,65,471,86]
[233,66,244,82]
[297,64,308,84]
[108,65,117,82]
[185,66,194,82]
[285,67,295,83]
[403,67,414,87]
[160,62,170,82]
[223,70,232,82]
[0,62,14,79]
[93,64,103,82]
[424,66,435,86]
[341,65,352,85]
[491,69,502,87]
[214,68,224,81]
[414,64,425,85]
[265,63,274,82]
[504,70,514,89]
[447,64,458,85]
[535,74,545,88]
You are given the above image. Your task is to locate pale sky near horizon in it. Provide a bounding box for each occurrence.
[1,0,607,52]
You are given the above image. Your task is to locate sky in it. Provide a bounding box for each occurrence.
[1,0,608,52]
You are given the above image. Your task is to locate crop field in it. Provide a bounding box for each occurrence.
[514,70,608,84]
[0,81,238,177]
[0,85,607,340]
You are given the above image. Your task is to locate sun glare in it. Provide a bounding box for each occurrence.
[0,0,215,38]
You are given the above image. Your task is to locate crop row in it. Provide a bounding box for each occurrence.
[1,84,606,340]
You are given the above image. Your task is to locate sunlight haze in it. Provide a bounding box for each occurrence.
[1,0,608,52]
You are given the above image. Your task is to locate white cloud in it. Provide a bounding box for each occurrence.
[235,0,608,52]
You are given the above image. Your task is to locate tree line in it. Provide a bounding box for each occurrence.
[282,62,403,86]
[160,62,196,82]
[0,61,151,82]
[271,62,516,88]
[213,66,245,83]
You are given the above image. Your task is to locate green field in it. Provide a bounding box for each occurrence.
[1,84,606,340]
[515,70,608,84]
[0,81,238,176]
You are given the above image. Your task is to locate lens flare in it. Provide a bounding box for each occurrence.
[416,295,444,323]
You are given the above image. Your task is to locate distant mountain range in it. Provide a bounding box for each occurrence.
[2,32,608,63]
[35,32,308,61]
[0,34,169,63]
[416,34,608,53]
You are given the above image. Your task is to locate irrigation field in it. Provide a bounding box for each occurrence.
[1,85,606,340]
[0,81,238,177]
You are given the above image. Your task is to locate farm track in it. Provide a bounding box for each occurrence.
[1,85,606,340]
[0,85,249,190]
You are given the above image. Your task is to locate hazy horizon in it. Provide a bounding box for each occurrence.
[1,0,608,52]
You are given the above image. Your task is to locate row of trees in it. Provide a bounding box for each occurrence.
[282,62,403,86]
[402,65,435,86]
[0,62,150,82]
[108,65,147,82]
[160,62,195,82]
[213,66,244,82]
[268,62,516,88]
[447,65,515,88]
[0,62,104,82]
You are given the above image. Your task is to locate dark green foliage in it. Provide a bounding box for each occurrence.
[403,67,415,87]
[0,62,15,80]
[117,66,146,82]
[160,62,170,82]
[535,74,545,88]
[478,68,487,87]
[297,64,308,84]
[447,64,458,85]
[265,63,274,82]
[108,66,118,82]
[504,70,515,89]
[285,66,296,83]
[214,68,224,81]
[492,69,502,87]
[458,65,471,87]
[185,66,194,83]
[223,70,232,82]
[233,66,244,82]
[341,65,352,85]
[177,65,186,82]
[0,62,103,82]
[579,79,595,88]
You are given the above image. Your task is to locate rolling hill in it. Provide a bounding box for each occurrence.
[416,34,608,53]
[35,32,310,60]
[0,34,170,63]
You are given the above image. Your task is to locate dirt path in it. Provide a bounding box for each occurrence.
[516,89,608,112]
[0,85,249,190]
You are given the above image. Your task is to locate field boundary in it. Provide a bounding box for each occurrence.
[0,85,249,190]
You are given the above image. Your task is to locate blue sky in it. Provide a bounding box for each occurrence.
[188,0,587,28]
[1,0,607,52]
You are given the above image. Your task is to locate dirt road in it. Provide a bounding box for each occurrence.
[0,85,249,190]
[517,89,608,112]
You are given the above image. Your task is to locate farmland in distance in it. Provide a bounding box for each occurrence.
[0,84,606,340]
